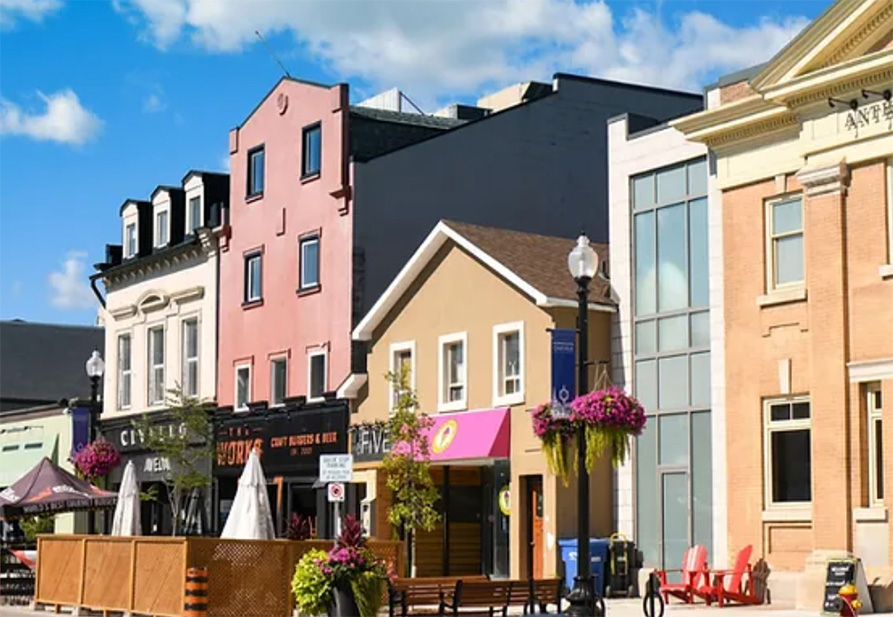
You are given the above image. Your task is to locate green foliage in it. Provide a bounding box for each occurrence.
[382,366,440,535]
[291,549,331,616]
[132,384,214,535]
[351,570,384,617]
[20,515,54,542]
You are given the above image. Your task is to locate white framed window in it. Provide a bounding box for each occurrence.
[867,383,884,507]
[307,348,327,402]
[235,364,251,411]
[389,341,416,413]
[244,253,262,303]
[765,195,804,292]
[117,333,132,409]
[271,357,288,407]
[438,332,467,412]
[763,397,811,508]
[492,322,524,406]
[125,223,137,258]
[188,196,202,232]
[299,236,320,290]
[148,326,165,405]
[181,318,199,398]
[886,159,893,265]
[155,210,169,247]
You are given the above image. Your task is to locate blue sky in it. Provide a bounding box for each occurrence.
[0,0,830,326]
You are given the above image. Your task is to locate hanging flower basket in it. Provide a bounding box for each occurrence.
[532,388,647,483]
[71,438,122,481]
[531,403,576,486]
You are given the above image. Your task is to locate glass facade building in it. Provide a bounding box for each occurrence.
[632,157,713,569]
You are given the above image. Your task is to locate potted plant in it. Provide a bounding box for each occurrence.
[292,515,390,617]
[532,387,647,484]
[71,438,122,482]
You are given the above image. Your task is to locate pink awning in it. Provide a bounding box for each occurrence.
[424,408,510,462]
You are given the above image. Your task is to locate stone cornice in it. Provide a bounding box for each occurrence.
[820,2,893,69]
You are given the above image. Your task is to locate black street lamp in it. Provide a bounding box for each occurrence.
[565,233,600,617]
[84,349,104,535]
[85,350,105,442]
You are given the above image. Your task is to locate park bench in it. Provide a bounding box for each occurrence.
[444,579,561,616]
[529,578,563,614]
[388,575,488,617]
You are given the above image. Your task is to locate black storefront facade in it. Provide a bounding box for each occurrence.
[102,413,214,536]
[214,399,350,539]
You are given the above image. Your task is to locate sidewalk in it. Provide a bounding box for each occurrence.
[3,599,890,617]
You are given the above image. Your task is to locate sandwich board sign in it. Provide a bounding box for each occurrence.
[320,454,353,483]
[822,558,874,614]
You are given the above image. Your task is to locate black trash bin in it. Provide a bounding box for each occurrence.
[605,533,644,598]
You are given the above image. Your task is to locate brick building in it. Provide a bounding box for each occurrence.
[674,0,893,607]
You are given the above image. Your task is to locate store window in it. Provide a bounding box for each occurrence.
[118,333,132,409]
[766,195,804,291]
[271,358,288,407]
[439,332,467,411]
[308,349,327,401]
[182,319,199,398]
[148,326,165,405]
[867,384,884,506]
[389,342,414,412]
[235,365,251,411]
[493,322,523,405]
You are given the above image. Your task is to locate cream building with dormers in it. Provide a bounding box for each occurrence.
[673,0,893,609]
[93,170,228,535]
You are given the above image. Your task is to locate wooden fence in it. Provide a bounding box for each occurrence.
[35,535,404,617]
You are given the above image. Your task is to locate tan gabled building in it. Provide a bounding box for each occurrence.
[673,0,893,608]
[351,220,615,580]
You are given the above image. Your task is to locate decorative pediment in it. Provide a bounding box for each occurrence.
[752,0,892,91]
[137,291,169,313]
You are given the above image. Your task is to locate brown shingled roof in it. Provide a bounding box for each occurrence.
[441,220,612,305]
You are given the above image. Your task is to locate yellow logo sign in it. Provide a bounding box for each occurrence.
[432,420,458,454]
[498,485,511,516]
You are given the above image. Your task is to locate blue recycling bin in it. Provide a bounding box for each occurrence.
[558,538,610,596]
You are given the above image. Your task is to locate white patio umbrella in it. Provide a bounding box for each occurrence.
[220,448,275,540]
[111,460,142,536]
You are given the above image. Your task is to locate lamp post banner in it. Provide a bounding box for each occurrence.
[70,406,91,456]
[551,329,576,418]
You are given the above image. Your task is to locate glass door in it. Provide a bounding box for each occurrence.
[660,470,689,582]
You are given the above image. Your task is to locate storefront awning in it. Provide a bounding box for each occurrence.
[0,436,58,487]
[424,408,510,462]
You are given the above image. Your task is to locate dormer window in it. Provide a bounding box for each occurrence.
[188,196,202,232]
[155,210,168,247]
[125,223,137,258]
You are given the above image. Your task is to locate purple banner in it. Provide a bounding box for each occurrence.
[70,406,91,457]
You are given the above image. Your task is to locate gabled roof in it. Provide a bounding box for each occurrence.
[181,169,229,184]
[118,199,149,216]
[234,76,338,130]
[0,320,104,410]
[150,185,182,201]
[750,0,891,90]
[352,220,613,341]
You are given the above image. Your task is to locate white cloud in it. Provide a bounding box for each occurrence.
[219,152,230,172]
[113,0,810,104]
[0,89,103,146]
[0,0,62,29]
[48,251,95,309]
[143,92,167,113]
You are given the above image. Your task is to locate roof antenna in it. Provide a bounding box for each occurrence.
[255,30,292,79]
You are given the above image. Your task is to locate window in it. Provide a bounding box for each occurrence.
[299,236,320,290]
[389,341,415,412]
[248,146,265,197]
[117,334,132,409]
[271,358,288,407]
[493,322,524,405]
[148,326,165,405]
[867,384,884,506]
[188,196,201,232]
[125,223,137,258]
[766,195,804,291]
[244,253,262,303]
[155,211,168,247]
[235,365,251,411]
[764,398,811,507]
[438,333,467,411]
[308,349,327,401]
[887,160,893,265]
[302,124,321,177]
[182,319,199,398]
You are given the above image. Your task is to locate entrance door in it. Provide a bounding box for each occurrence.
[660,471,689,581]
[527,477,544,579]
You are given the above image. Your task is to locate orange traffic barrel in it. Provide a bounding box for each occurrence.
[184,567,209,617]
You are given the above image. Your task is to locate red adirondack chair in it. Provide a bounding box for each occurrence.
[698,545,768,607]
[653,545,709,604]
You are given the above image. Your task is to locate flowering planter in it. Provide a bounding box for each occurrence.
[532,387,647,484]
[71,438,122,481]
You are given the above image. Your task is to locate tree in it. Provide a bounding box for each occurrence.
[381,366,440,575]
[133,385,214,536]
